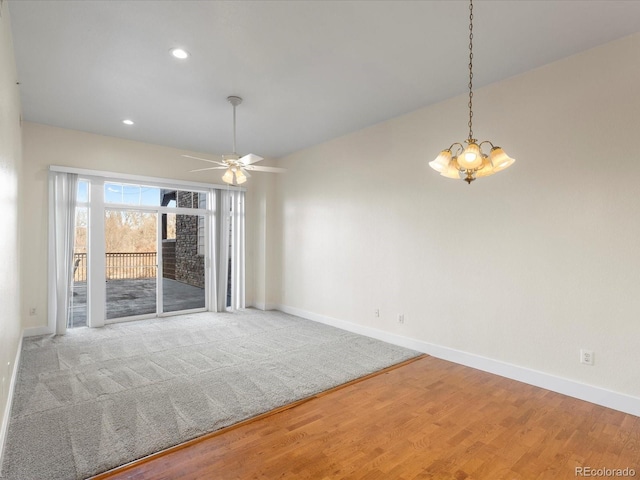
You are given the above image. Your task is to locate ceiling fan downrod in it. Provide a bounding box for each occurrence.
[227,96,242,155]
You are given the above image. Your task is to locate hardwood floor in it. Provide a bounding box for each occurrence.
[95,355,640,480]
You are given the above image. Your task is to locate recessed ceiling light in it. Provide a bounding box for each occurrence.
[170,48,189,59]
[122,119,134,125]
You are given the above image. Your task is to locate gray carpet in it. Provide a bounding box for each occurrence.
[1,309,420,480]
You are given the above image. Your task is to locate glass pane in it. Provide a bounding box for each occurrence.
[105,183,123,203]
[77,180,89,203]
[163,213,205,313]
[160,189,206,209]
[69,207,88,328]
[104,184,205,209]
[176,190,205,209]
[166,213,176,240]
[105,209,157,319]
[105,182,162,206]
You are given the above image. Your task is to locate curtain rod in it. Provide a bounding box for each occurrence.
[49,165,247,192]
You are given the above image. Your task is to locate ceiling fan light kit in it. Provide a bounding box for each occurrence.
[222,96,247,186]
[184,95,286,185]
[429,0,515,184]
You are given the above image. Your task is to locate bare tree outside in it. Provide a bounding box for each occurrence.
[105,210,156,252]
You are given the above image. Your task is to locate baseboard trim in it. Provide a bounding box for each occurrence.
[276,304,640,418]
[246,302,279,311]
[22,325,53,337]
[0,332,23,475]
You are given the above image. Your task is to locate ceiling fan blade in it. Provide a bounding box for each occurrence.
[239,153,264,165]
[189,166,228,172]
[182,154,226,166]
[244,165,287,173]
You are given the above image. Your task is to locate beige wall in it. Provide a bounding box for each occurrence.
[245,173,270,310]
[272,33,640,398]
[0,2,23,438]
[20,123,263,329]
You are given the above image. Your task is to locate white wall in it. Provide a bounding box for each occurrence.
[20,123,262,329]
[272,33,640,400]
[0,0,23,450]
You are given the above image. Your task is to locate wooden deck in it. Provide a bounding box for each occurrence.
[94,355,640,480]
[70,278,205,327]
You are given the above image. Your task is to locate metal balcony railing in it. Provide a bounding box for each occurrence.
[73,252,158,281]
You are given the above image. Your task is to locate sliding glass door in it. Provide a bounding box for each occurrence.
[102,184,209,323]
[105,209,158,320]
[162,211,206,313]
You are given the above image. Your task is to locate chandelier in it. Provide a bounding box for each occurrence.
[429,0,515,184]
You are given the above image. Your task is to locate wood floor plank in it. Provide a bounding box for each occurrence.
[95,356,640,480]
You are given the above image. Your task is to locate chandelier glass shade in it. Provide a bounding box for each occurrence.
[429,0,515,184]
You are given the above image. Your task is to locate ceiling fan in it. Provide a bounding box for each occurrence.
[183,96,286,185]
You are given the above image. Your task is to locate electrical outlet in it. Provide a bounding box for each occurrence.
[398,314,404,324]
[29,307,36,316]
[580,349,594,365]
[374,309,380,318]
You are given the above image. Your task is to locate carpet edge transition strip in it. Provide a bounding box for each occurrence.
[89,354,427,480]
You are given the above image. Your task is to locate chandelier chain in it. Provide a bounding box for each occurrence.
[468,0,474,140]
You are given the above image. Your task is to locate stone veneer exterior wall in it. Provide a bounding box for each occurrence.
[175,191,205,288]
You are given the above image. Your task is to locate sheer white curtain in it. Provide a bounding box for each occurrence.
[211,189,245,311]
[230,191,245,309]
[48,172,78,335]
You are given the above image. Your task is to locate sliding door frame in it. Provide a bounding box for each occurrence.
[50,165,245,329]
[101,204,209,325]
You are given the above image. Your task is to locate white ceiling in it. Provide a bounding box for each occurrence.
[8,0,640,160]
